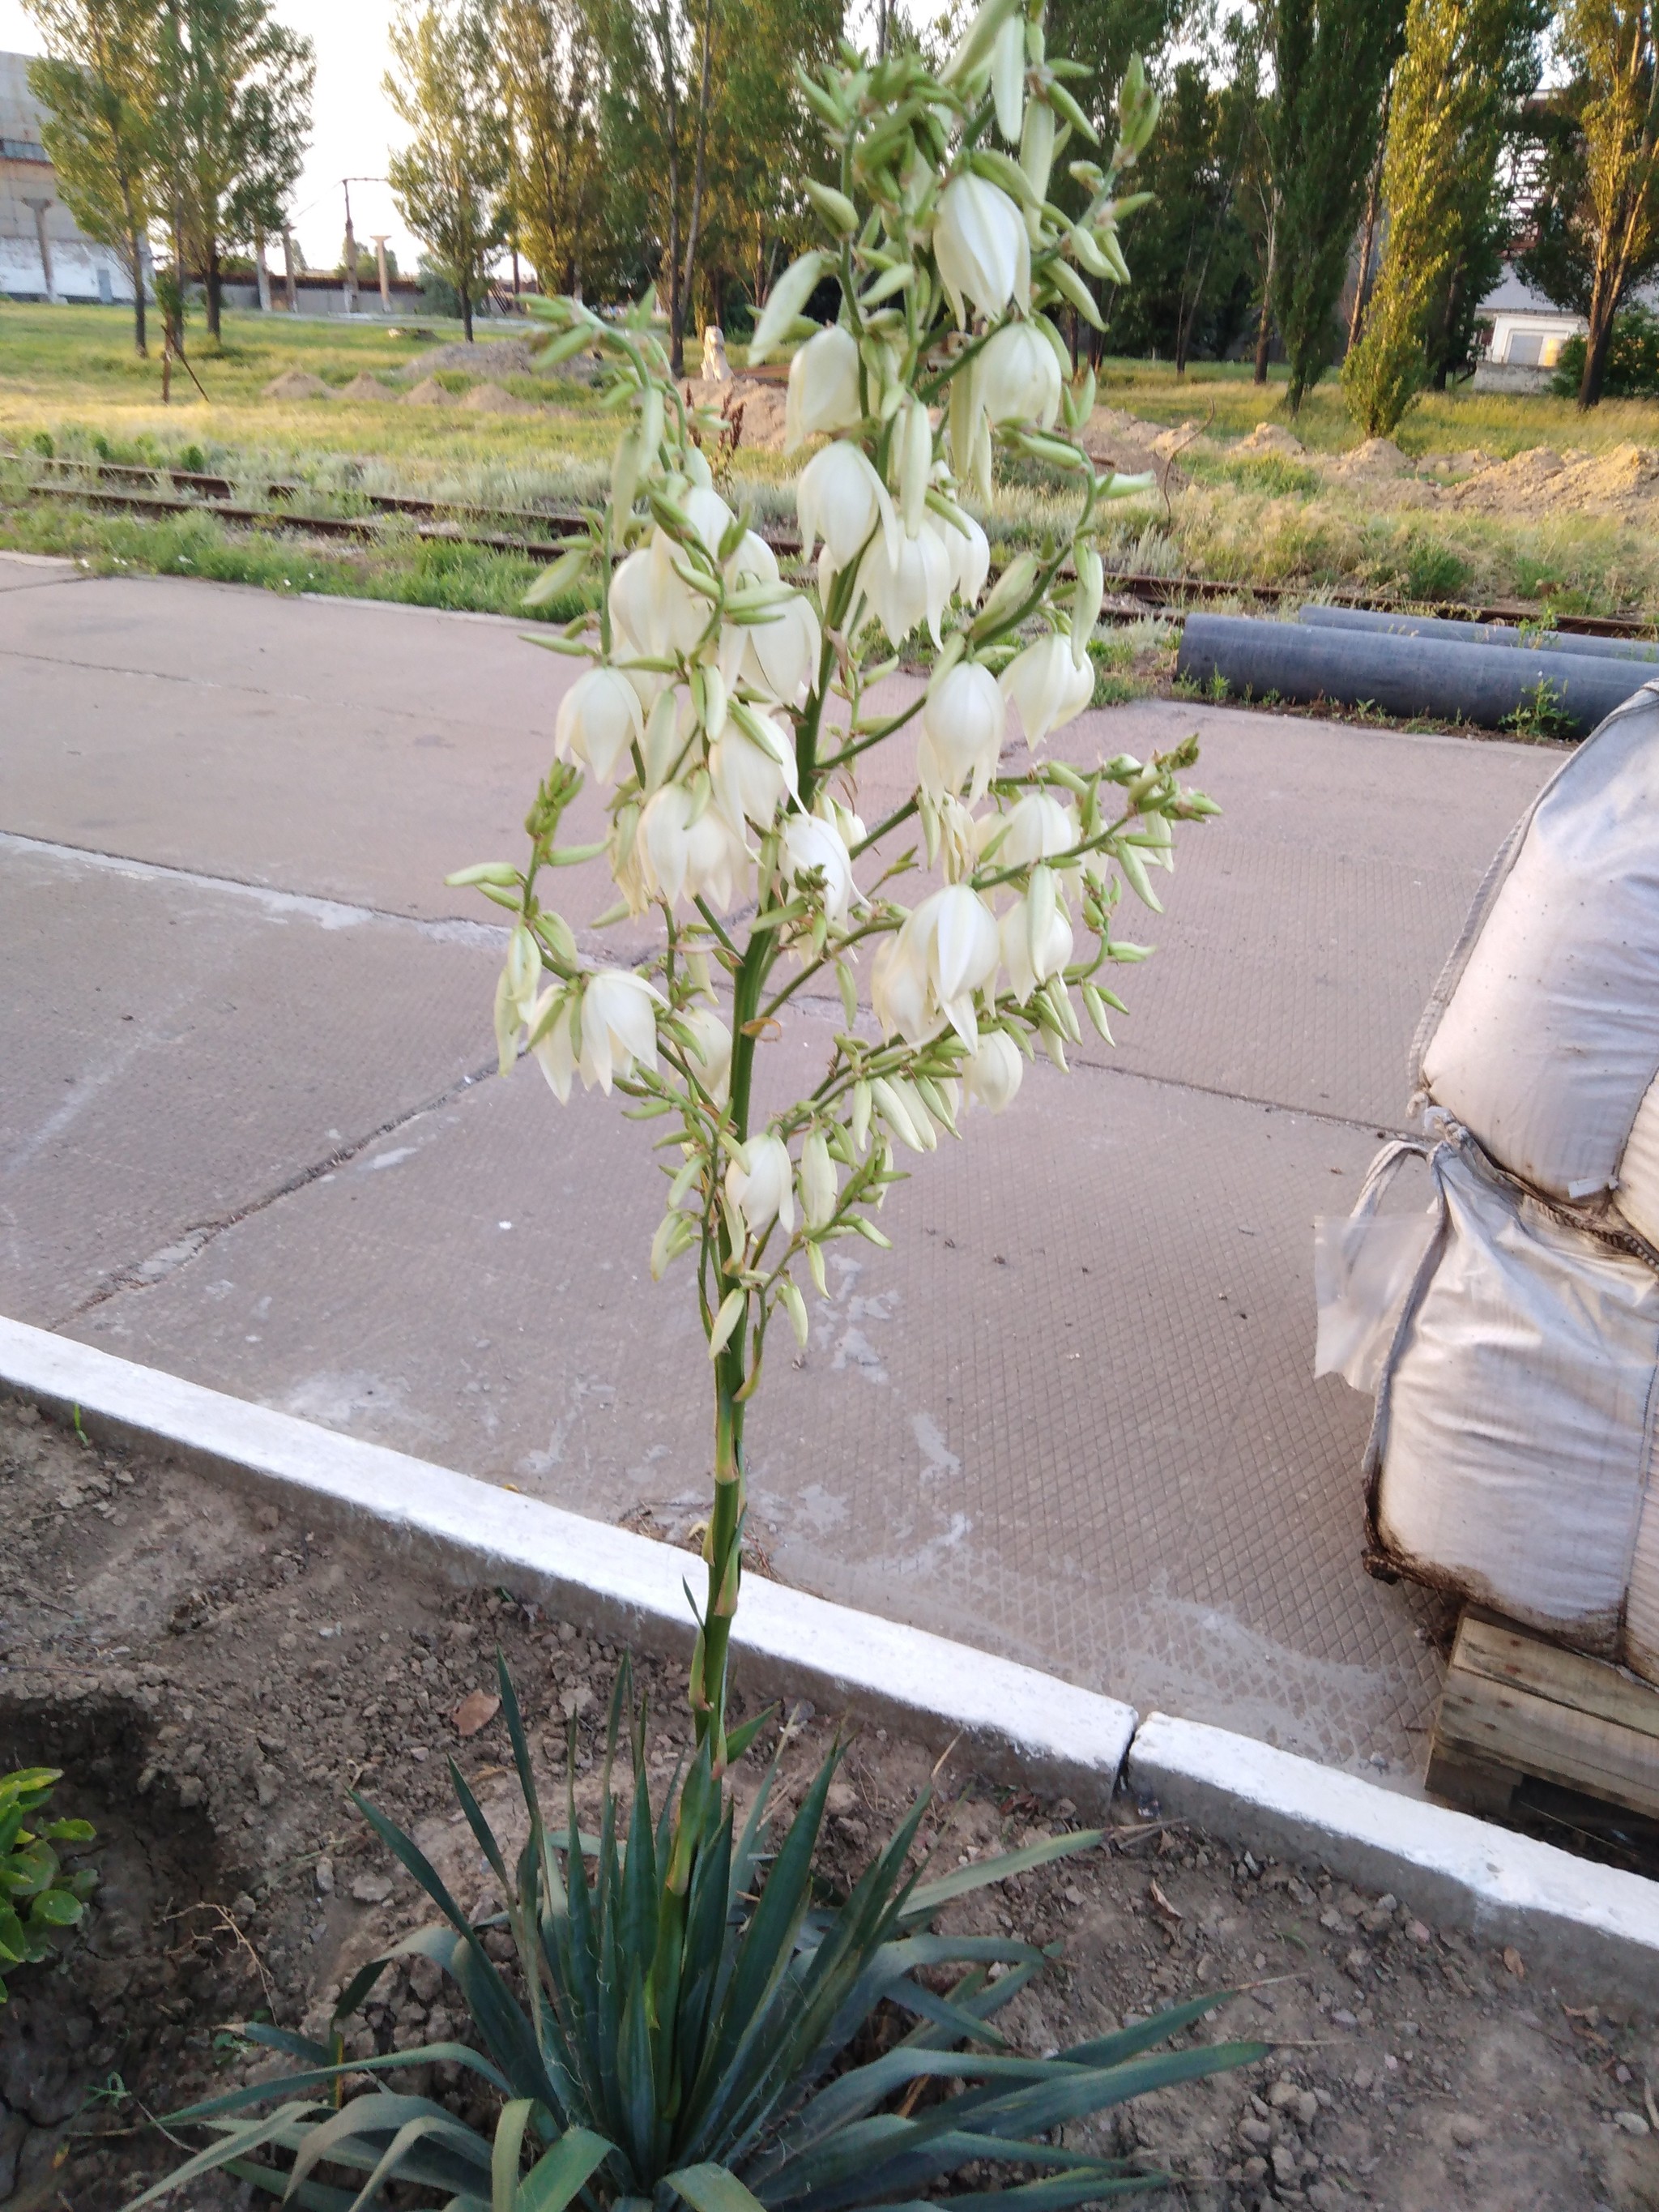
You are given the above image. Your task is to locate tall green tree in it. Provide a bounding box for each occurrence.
[1263,0,1408,409]
[23,0,159,355]
[595,0,722,374]
[1519,0,1659,407]
[386,0,511,339]
[155,0,313,341]
[497,0,609,299]
[1343,0,1546,433]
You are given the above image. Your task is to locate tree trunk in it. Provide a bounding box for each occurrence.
[1253,214,1277,384]
[129,226,147,357]
[1579,247,1623,409]
[1348,159,1382,351]
[461,281,475,341]
[206,245,222,341]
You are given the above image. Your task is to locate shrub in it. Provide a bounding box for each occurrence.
[0,1766,97,2001]
[1551,305,1659,399]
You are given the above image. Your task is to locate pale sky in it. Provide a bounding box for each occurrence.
[0,0,421,273]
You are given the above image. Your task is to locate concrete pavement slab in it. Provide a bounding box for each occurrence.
[0,571,1566,1776]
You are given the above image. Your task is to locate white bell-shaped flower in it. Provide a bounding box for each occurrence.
[608,544,658,656]
[988,790,1079,868]
[963,1028,1024,1112]
[678,1003,731,1104]
[934,173,1030,327]
[679,482,737,555]
[710,710,797,835]
[740,588,821,704]
[974,320,1062,429]
[1000,869,1074,1001]
[554,665,644,785]
[785,326,864,450]
[1000,631,1094,751]
[726,1130,795,1238]
[646,529,719,658]
[783,809,858,927]
[799,1128,838,1228]
[854,516,954,646]
[872,927,938,1046]
[797,439,898,586]
[640,782,750,911]
[947,512,992,608]
[912,882,1001,1045]
[917,658,1005,803]
[535,968,663,1097]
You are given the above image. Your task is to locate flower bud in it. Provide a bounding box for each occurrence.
[800,1129,838,1228]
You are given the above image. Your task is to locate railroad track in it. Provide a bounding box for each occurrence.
[11,455,1656,639]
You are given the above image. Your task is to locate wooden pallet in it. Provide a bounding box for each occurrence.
[1427,1608,1659,1821]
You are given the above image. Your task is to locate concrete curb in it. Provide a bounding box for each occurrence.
[0,1315,1135,1808]
[6,1313,1659,2005]
[1128,1712,1659,2007]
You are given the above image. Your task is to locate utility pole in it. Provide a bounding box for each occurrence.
[342,179,359,314]
[24,199,57,303]
[371,234,392,312]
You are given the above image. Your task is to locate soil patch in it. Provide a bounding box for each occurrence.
[402,377,453,408]
[1,1391,1656,2212]
[682,374,790,452]
[1081,407,1193,483]
[262,370,331,402]
[1449,442,1659,519]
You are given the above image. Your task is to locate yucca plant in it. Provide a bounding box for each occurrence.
[139,1659,1261,2210]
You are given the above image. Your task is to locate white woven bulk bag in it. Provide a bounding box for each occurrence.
[1629,1483,1659,1683]
[1320,1134,1659,1673]
[1414,685,1659,1209]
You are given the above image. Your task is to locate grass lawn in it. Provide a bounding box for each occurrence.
[5,301,1659,626]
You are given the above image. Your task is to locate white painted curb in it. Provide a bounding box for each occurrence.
[0,1315,1135,1807]
[1129,1712,1659,2005]
[6,1313,1659,2007]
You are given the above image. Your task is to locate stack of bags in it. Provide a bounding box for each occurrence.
[1316,683,1659,1685]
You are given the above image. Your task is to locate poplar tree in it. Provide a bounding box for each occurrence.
[23,0,159,354]
[155,0,313,342]
[1262,0,1407,411]
[386,0,511,339]
[497,0,608,299]
[1343,0,1546,434]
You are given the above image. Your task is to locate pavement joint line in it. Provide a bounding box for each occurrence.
[2,1311,1655,2007]
[50,1055,498,1327]
[0,830,509,947]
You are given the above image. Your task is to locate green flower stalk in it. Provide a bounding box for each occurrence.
[454,0,1206,1773]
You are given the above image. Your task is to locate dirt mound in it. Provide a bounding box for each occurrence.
[1236,421,1305,459]
[1445,443,1659,518]
[458,379,538,415]
[1080,406,1182,485]
[1329,436,1413,480]
[684,374,789,452]
[401,335,542,382]
[1417,448,1495,479]
[262,368,331,400]
[337,372,397,400]
[403,376,453,406]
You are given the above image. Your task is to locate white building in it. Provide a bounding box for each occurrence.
[1472,262,1659,391]
[1,50,138,303]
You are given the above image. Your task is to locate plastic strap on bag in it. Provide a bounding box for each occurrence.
[1314,1141,1439,1395]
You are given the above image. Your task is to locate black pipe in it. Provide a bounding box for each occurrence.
[1177,613,1651,737]
[1298,602,1659,666]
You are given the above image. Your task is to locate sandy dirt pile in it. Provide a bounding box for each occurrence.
[683,374,790,451]
[401,336,544,381]
[2,1394,1657,2212]
[458,380,538,415]
[402,376,452,407]
[262,369,331,400]
[1080,407,1192,483]
[336,373,397,401]
[1328,438,1414,481]
[1416,449,1496,480]
[1236,421,1307,459]
[1451,441,1659,519]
